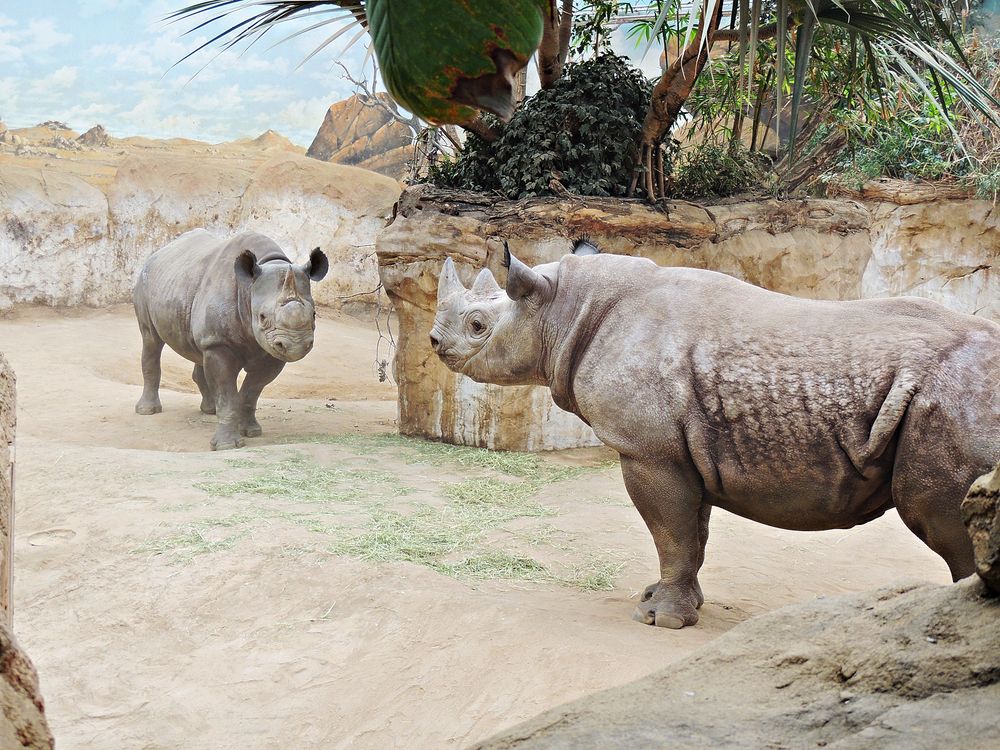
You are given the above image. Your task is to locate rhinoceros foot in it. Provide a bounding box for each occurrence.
[240,419,262,438]
[200,399,216,415]
[210,429,245,451]
[633,581,701,629]
[643,578,704,609]
[135,399,162,415]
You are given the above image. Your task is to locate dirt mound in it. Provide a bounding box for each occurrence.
[475,576,1000,750]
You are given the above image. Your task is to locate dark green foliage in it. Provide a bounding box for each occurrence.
[671,142,767,200]
[429,54,653,199]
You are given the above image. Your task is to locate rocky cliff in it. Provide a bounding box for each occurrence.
[377,185,998,450]
[0,131,401,310]
[307,94,414,180]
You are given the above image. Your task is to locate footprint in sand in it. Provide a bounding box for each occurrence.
[27,528,77,546]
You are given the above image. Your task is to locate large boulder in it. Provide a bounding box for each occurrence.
[307,94,413,180]
[962,464,1000,596]
[377,185,997,451]
[472,577,1000,750]
[76,125,111,148]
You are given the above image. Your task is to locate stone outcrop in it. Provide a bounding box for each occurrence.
[0,355,52,749]
[962,464,1000,596]
[377,185,998,450]
[77,125,110,148]
[307,94,413,180]
[473,576,1000,750]
[0,151,400,309]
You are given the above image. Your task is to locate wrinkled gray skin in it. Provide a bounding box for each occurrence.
[431,247,1000,628]
[134,229,328,450]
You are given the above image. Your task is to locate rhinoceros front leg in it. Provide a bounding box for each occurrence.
[203,347,244,450]
[621,456,705,629]
[135,327,164,415]
[238,359,285,438]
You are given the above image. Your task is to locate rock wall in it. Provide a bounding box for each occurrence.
[377,186,998,451]
[1,354,12,624]
[0,153,400,310]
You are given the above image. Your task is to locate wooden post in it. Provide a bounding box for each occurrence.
[1,354,14,627]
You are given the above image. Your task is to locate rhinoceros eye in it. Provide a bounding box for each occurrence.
[469,318,486,335]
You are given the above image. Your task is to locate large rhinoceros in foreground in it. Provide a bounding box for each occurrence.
[431,242,1000,628]
[134,229,328,450]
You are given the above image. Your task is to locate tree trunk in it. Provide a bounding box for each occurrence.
[538,1,563,89]
[631,2,727,200]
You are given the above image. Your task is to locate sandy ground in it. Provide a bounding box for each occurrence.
[0,305,950,750]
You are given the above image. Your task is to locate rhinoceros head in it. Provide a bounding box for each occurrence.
[429,242,554,385]
[235,247,329,362]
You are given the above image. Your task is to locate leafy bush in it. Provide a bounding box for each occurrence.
[429,54,652,198]
[670,142,767,199]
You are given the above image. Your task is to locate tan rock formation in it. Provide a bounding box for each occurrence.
[77,125,111,148]
[473,577,1000,750]
[0,145,400,308]
[307,94,413,180]
[962,464,1000,596]
[0,354,52,750]
[377,185,998,450]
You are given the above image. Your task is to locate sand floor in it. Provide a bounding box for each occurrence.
[0,305,950,749]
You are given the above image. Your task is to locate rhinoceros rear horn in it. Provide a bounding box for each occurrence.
[304,247,329,282]
[235,249,261,283]
[471,268,501,296]
[502,241,543,302]
[437,257,466,305]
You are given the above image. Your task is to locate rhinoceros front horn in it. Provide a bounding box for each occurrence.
[502,241,543,301]
[437,257,466,304]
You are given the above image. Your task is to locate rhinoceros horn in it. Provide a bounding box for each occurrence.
[502,240,543,301]
[278,265,301,303]
[471,267,501,296]
[438,257,465,304]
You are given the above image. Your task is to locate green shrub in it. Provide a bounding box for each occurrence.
[429,54,653,198]
[670,142,767,199]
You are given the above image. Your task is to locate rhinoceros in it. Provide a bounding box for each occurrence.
[133,229,328,450]
[430,241,1000,628]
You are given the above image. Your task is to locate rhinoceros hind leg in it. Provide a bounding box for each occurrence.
[135,327,164,415]
[622,456,704,628]
[192,364,216,414]
[238,359,285,439]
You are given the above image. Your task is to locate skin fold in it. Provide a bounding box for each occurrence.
[133,229,328,450]
[430,244,1000,628]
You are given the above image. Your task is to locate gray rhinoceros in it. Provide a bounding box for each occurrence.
[430,242,1000,628]
[133,229,328,450]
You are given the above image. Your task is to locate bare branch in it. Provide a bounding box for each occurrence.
[335,60,421,134]
[459,115,501,143]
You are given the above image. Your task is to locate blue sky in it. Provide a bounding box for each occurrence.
[0,0,371,146]
[0,2,661,147]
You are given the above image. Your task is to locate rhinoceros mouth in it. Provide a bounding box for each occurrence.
[262,328,314,361]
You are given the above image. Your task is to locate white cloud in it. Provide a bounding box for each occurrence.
[31,66,78,94]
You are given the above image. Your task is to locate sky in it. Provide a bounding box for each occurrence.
[0,1,662,147]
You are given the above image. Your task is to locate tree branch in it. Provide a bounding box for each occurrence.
[557,0,573,70]
[711,20,779,43]
[459,115,501,143]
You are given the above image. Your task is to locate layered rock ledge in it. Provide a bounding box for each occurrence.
[377,185,998,450]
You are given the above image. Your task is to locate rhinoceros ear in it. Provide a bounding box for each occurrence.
[235,249,260,284]
[471,267,501,296]
[437,257,465,305]
[502,241,543,302]
[304,247,329,282]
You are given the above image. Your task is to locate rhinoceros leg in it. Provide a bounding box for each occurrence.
[622,456,704,628]
[641,503,710,609]
[192,365,215,415]
[238,359,285,438]
[135,327,164,415]
[203,347,244,451]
